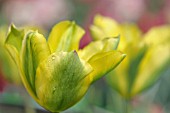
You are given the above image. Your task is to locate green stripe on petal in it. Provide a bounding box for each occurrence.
[30,32,51,69]
[87,50,126,83]
[5,44,39,102]
[21,31,50,96]
[35,51,92,112]
[78,37,120,61]
[5,25,39,101]
[48,21,85,53]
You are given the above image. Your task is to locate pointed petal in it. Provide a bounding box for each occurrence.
[87,50,126,83]
[5,24,25,52]
[21,31,50,95]
[5,25,39,101]
[78,37,120,61]
[143,25,170,46]
[48,21,85,53]
[90,15,120,40]
[130,26,170,96]
[131,44,170,96]
[35,51,92,112]
[29,31,51,68]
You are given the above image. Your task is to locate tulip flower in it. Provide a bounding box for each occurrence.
[90,15,170,99]
[5,21,125,112]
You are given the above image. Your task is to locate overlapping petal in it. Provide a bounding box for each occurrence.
[48,21,85,53]
[5,20,125,112]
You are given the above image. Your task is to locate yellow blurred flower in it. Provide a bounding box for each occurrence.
[90,15,170,99]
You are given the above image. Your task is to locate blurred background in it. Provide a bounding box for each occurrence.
[0,0,170,113]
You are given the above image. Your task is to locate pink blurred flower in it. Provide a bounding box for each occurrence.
[150,104,164,113]
[112,0,146,22]
[83,0,145,23]
[2,0,72,28]
[75,0,98,4]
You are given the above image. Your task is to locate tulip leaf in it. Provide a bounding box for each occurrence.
[78,37,120,61]
[35,51,92,112]
[87,50,126,83]
[48,21,85,53]
[90,15,120,40]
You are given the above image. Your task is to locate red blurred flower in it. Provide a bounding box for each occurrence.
[137,11,167,33]
[0,66,6,92]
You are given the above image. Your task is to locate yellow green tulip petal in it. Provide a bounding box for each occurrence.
[35,51,93,112]
[106,59,129,98]
[143,25,170,46]
[48,21,85,53]
[5,24,24,72]
[28,32,51,70]
[88,50,126,83]
[5,24,25,52]
[119,24,142,50]
[0,25,20,84]
[90,15,120,40]
[78,36,120,61]
[5,25,39,101]
[131,44,170,96]
[21,31,51,94]
[0,45,20,84]
[0,26,8,44]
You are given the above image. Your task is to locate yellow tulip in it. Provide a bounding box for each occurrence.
[5,21,125,112]
[90,15,170,99]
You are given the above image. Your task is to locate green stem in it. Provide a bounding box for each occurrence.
[124,99,131,113]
